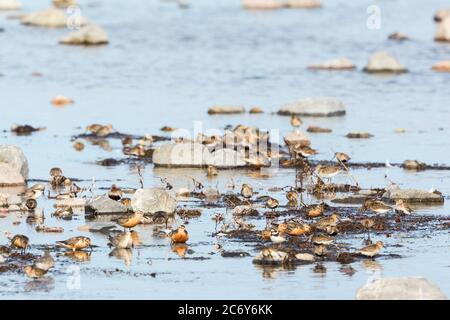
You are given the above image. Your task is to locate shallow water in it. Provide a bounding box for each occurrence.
[0,0,449,299]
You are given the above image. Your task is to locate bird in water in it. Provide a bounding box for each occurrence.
[270,229,286,245]
[206,165,218,178]
[108,230,133,249]
[56,236,91,252]
[240,184,253,199]
[10,234,29,253]
[34,250,55,271]
[266,197,279,211]
[108,184,123,201]
[394,199,413,215]
[358,241,384,258]
[361,199,392,214]
[53,207,73,219]
[113,212,144,231]
[171,225,189,244]
[24,184,45,200]
[24,266,48,279]
[290,115,303,128]
[285,189,298,206]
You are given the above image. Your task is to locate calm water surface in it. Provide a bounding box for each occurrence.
[0,0,449,299]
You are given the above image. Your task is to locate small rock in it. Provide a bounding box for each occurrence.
[60,24,109,46]
[278,97,346,117]
[21,8,86,28]
[131,188,177,214]
[52,0,77,8]
[435,17,450,42]
[295,253,315,262]
[86,196,128,214]
[284,130,310,146]
[0,145,29,180]
[208,105,245,115]
[384,187,444,204]
[388,32,409,41]
[363,51,408,74]
[0,0,22,10]
[346,132,373,139]
[241,0,284,10]
[432,60,450,72]
[249,107,264,114]
[402,160,426,171]
[308,58,355,70]
[434,8,450,22]
[356,277,447,300]
[286,0,321,9]
[221,251,250,258]
[307,126,332,133]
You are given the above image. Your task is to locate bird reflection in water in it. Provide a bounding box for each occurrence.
[109,248,133,266]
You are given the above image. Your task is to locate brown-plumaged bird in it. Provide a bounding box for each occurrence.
[171,225,189,244]
[266,197,279,211]
[53,207,73,219]
[314,244,328,257]
[290,115,303,128]
[108,230,133,249]
[335,152,351,163]
[206,165,218,177]
[240,184,253,199]
[314,213,340,230]
[114,212,144,230]
[291,144,318,158]
[315,165,343,181]
[307,203,325,218]
[358,241,384,258]
[286,190,298,205]
[108,184,123,201]
[361,200,392,214]
[11,235,29,253]
[24,266,48,279]
[394,199,413,215]
[34,250,55,271]
[24,184,45,200]
[56,236,91,251]
[311,234,334,245]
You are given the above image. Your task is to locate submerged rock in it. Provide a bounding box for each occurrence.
[278,97,346,117]
[308,58,355,70]
[402,160,427,171]
[356,277,447,300]
[86,196,128,214]
[21,8,86,28]
[131,188,177,214]
[153,143,209,167]
[208,105,245,115]
[432,60,450,72]
[295,253,315,262]
[388,32,409,41]
[435,17,450,42]
[241,0,284,10]
[286,0,321,8]
[0,0,22,10]
[363,51,408,73]
[0,145,29,180]
[384,187,444,204]
[60,24,109,46]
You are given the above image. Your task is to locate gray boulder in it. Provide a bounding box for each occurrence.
[131,188,177,214]
[278,97,346,117]
[85,196,128,214]
[384,187,444,204]
[208,148,246,168]
[0,145,29,186]
[153,143,210,167]
[0,164,25,186]
[363,51,408,73]
[356,277,447,300]
[60,24,108,45]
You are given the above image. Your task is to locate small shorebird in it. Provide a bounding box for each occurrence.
[108,230,133,249]
[73,140,85,151]
[314,244,328,257]
[53,207,73,219]
[266,197,279,212]
[270,229,286,245]
[291,144,318,159]
[361,199,392,214]
[325,225,339,236]
[290,115,303,128]
[24,184,45,200]
[280,221,312,236]
[314,213,340,230]
[49,167,63,177]
[358,241,384,258]
[311,234,334,245]
[285,189,298,205]
[108,184,123,201]
[56,236,91,251]
[171,225,189,244]
[240,184,253,199]
[307,203,325,218]
[360,218,375,239]
[114,212,144,230]
[34,250,55,271]
[315,165,343,182]
[394,199,413,215]
[206,165,218,177]
[11,235,29,253]
[335,152,351,164]
[212,213,224,229]
[24,266,48,279]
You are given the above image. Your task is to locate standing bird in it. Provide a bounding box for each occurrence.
[394,199,413,215]
[335,152,351,164]
[24,184,45,200]
[24,266,48,279]
[290,115,303,128]
[171,225,189,244]
[34,250,55,271]
[360,218,375,240]
[240,184,253,199]
[361,199,392,214]
[108,230,133,249]
[108,184,123,201]
[307,203,326,218]
[270,229,286,245]
[11,235,29,253]
[113,212,144,230]
[56,236,91,251]
[358,241,384,258]
[286,190,298,206]
[315,165,343,183]
[266,197,279,211]
[206,165,218,178]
